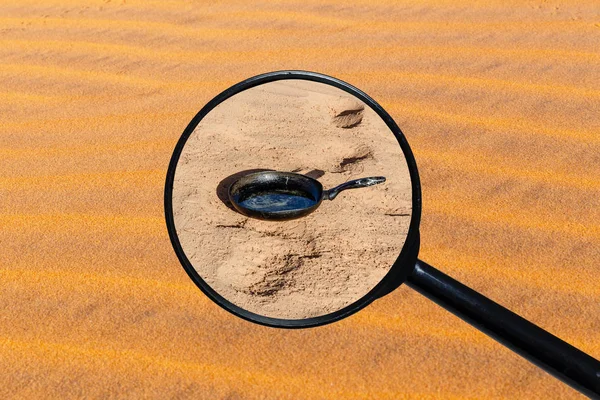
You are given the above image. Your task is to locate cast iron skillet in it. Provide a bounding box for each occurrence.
[228,171,386,220]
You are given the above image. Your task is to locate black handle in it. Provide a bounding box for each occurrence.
[406,259,600,398]
[323,176,386,201]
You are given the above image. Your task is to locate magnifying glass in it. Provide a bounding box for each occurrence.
[164,71,600,398]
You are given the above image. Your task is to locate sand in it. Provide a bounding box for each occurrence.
[2,0,599,399]
[171,80,412,319]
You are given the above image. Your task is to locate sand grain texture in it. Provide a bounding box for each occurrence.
[2,0,599,399]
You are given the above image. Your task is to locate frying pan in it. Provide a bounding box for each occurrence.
[227,171,386,220]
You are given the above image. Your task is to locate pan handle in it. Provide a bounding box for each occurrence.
[323,176,386,201]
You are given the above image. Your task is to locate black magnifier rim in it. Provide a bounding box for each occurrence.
[164,70,422,329]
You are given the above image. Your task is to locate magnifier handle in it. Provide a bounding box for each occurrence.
[406,260,600,398]
[324,176,386,201]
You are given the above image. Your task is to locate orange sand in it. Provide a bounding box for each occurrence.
[2,1,599,399]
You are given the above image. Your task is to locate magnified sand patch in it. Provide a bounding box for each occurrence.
[171,79,412,319]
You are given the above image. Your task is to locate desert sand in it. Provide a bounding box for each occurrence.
[1,0,599,399]
[171,80,412,319]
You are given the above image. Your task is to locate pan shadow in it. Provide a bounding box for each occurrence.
[304,169,325,180]
[216,168,326,212]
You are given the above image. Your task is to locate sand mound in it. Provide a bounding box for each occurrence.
[329,96,365,128]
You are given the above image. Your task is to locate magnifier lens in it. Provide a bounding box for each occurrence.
[169,78,413,321]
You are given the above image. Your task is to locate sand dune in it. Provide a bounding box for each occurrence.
[1,0,599,398]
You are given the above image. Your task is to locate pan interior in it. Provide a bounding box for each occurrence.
[235,176,320,213]
[239,189,316,212]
